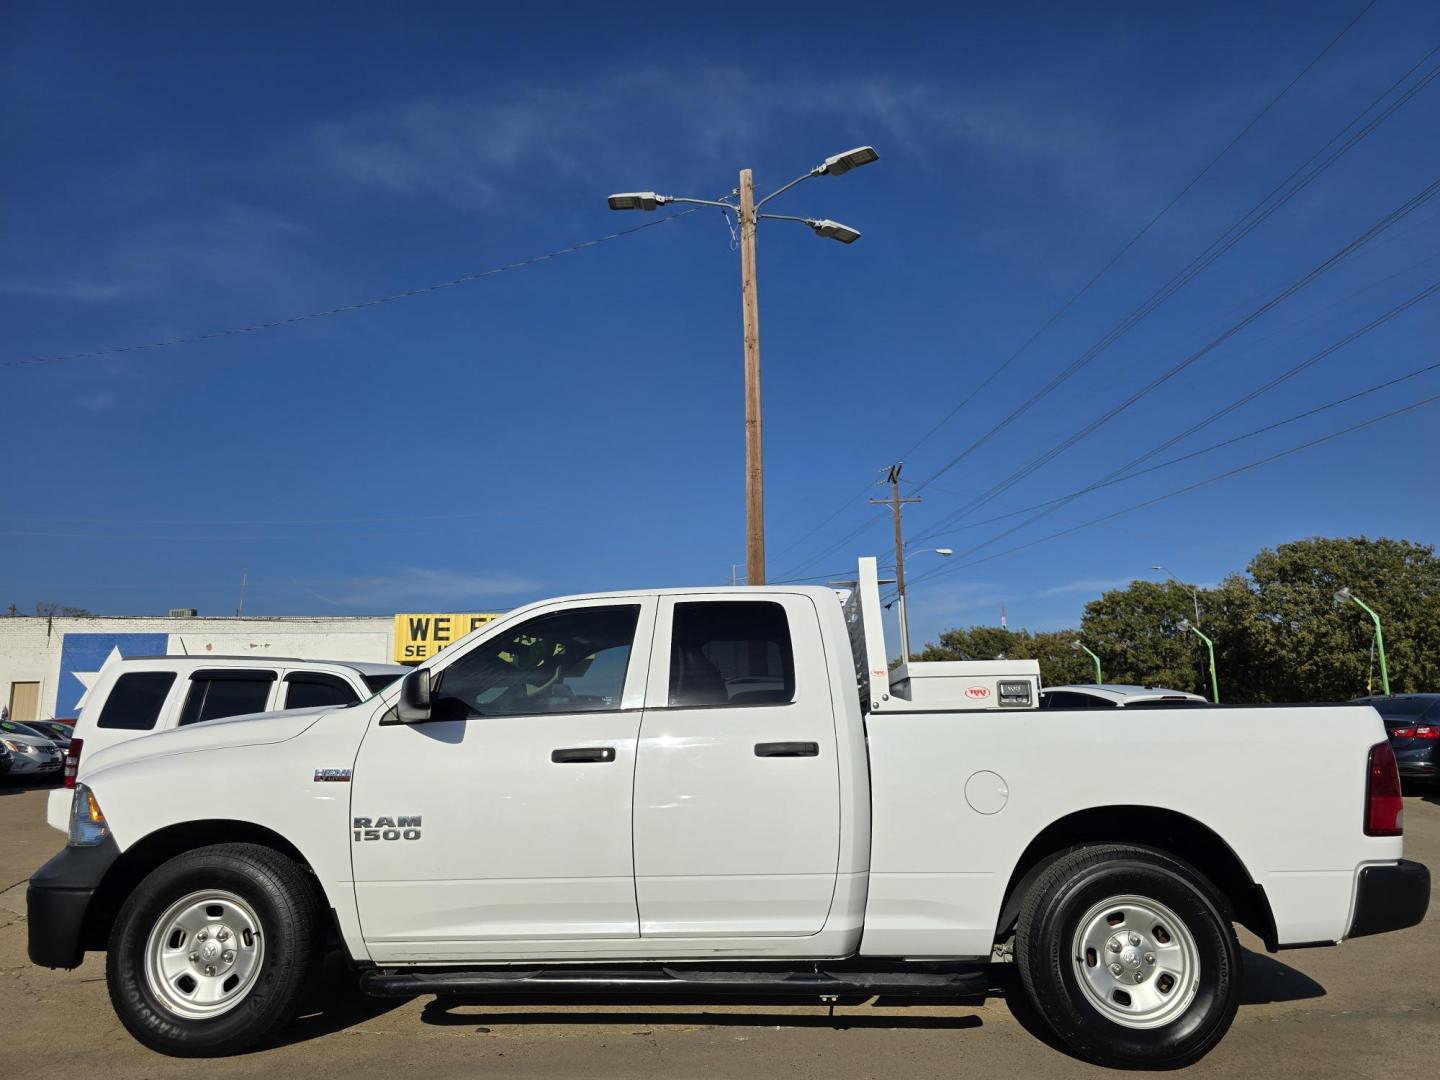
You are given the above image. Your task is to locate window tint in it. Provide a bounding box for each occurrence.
[363,673,403,694]
[179,675,274,726]
[669,601,795,708]
[284,674,359,710]
[96,672,177,730]
[431,605,639,719]
[1042,690,1118,710]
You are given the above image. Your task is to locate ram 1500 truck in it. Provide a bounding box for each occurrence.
[28,558,1430,1067]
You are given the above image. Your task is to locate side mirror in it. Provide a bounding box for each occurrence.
[396,669,432,724]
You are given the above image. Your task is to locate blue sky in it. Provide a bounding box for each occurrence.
[3,0,1438,650]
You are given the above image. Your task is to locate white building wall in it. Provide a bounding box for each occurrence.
[0,615,394,721]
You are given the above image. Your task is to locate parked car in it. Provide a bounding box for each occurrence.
[1352,694,1439,782]
[0,718,64,780]
[47,654,408,830]
[1040,684,1209,708]
[0,739,12,776]
[28,557,1429,1067]
[25,720,74,749]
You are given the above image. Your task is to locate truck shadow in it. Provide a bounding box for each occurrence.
[420,993,986,1031]
[998,948,1324,1062]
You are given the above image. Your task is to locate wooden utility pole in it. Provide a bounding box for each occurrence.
[871,463,921,657]
[738,168,765,585]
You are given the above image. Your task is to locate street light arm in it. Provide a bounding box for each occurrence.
[757,212,814,225]
[664,195,739,211]
[755,169,822,210]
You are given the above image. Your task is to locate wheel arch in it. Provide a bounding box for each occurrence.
[81,820,333,953]
[994,805,1278,951]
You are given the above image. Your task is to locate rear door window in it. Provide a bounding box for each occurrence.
[96,672,177,730]
[179,671,277,726]
[283,673,360,710]
[668,600,796,707]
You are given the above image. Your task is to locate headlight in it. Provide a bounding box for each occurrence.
[2,739,27,753]
[68,783,110,847]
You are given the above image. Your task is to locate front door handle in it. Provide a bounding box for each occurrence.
[754,741,819,758]
[551,747,616,763]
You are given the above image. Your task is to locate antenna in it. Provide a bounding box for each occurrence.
[236,565,249,617]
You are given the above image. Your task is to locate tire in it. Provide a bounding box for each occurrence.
[1014,844,1241,1069]
[106,843,320,1057]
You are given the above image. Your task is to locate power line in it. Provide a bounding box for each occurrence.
[912,44,1440,496]
[894,0,1381,465]
[777,25,1429,575]
[918,357,1440,545]
[915,172,1440,541]
[907,390,1440,588]
[3,210,699,369]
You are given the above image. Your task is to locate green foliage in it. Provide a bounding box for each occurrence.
[912,536,1440,703]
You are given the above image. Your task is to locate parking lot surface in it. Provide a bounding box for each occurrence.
[2,780,1436,1079]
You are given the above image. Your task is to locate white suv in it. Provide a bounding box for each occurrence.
[46,655,407,830]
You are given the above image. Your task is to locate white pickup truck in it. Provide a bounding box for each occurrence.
[28,558,1429,1068]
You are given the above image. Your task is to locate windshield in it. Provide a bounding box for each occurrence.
[0,719,48,739]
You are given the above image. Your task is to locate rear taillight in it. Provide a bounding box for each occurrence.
[1390,726,1440,740]
[63,738,83,789]
[1365,741,1403,837]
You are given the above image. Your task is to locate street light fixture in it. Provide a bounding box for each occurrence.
[1177,618,1220,703]
[1153,564,1201,625]
[1335,587,1390,695]
[1071,639,1103,685]
[607,145,878,585]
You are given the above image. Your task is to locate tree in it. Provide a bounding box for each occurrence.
[33,602,93,617]
[1243,537,1440,700]
[912,626,1094,686]
[918,536,1440,704]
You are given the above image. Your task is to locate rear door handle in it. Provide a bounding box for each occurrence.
[551,747,616,763]
[754,741,819,758]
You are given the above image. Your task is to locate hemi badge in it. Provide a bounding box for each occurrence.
[314,768,352,783]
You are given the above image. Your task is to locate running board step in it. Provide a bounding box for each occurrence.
[361,966,989,999]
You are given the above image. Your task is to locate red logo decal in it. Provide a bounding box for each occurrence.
[964,686,992,699]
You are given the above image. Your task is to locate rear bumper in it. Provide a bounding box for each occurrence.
[27,837,119,969]
[1348,859,1430,939]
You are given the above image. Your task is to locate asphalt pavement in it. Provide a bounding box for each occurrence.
[2,779,1436,1078]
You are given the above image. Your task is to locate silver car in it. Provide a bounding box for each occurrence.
[0,719,64,779]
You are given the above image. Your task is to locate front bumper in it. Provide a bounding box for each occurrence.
[27,836,120,969]
[1348,859,1430,939]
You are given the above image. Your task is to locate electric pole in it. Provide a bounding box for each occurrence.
[871,463,922,659]
[739,168,765,584]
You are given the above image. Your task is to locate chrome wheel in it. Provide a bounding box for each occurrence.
[143,890,265,1020]
[1072,893,1200,1030]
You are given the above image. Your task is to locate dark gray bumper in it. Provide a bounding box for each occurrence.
[27,836,119,969]
[1348,859,1430,939]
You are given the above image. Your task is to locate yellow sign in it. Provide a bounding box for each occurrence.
[394,612,501,663]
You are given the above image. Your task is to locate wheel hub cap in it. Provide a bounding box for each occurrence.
[143,890,264,1020]
[1072,894,1201,1030]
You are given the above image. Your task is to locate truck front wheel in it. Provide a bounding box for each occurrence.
[1014,844,1241,1069]
[106,843,319,1056]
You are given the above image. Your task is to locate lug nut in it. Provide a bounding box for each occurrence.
[1109,963,1123,976]
[1145,953,1156,965]
[217,929,230,942]
[196,930,207,941]
[189,952,200,962]
[205,965,216,976]
[1134,971,1146,982]
[1128,932,1141,946]
[1107,939,1121,952]
[223,951,235,963]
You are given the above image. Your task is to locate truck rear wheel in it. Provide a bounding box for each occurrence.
[106,843,319,1056]
[1014,844,1241,1069]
